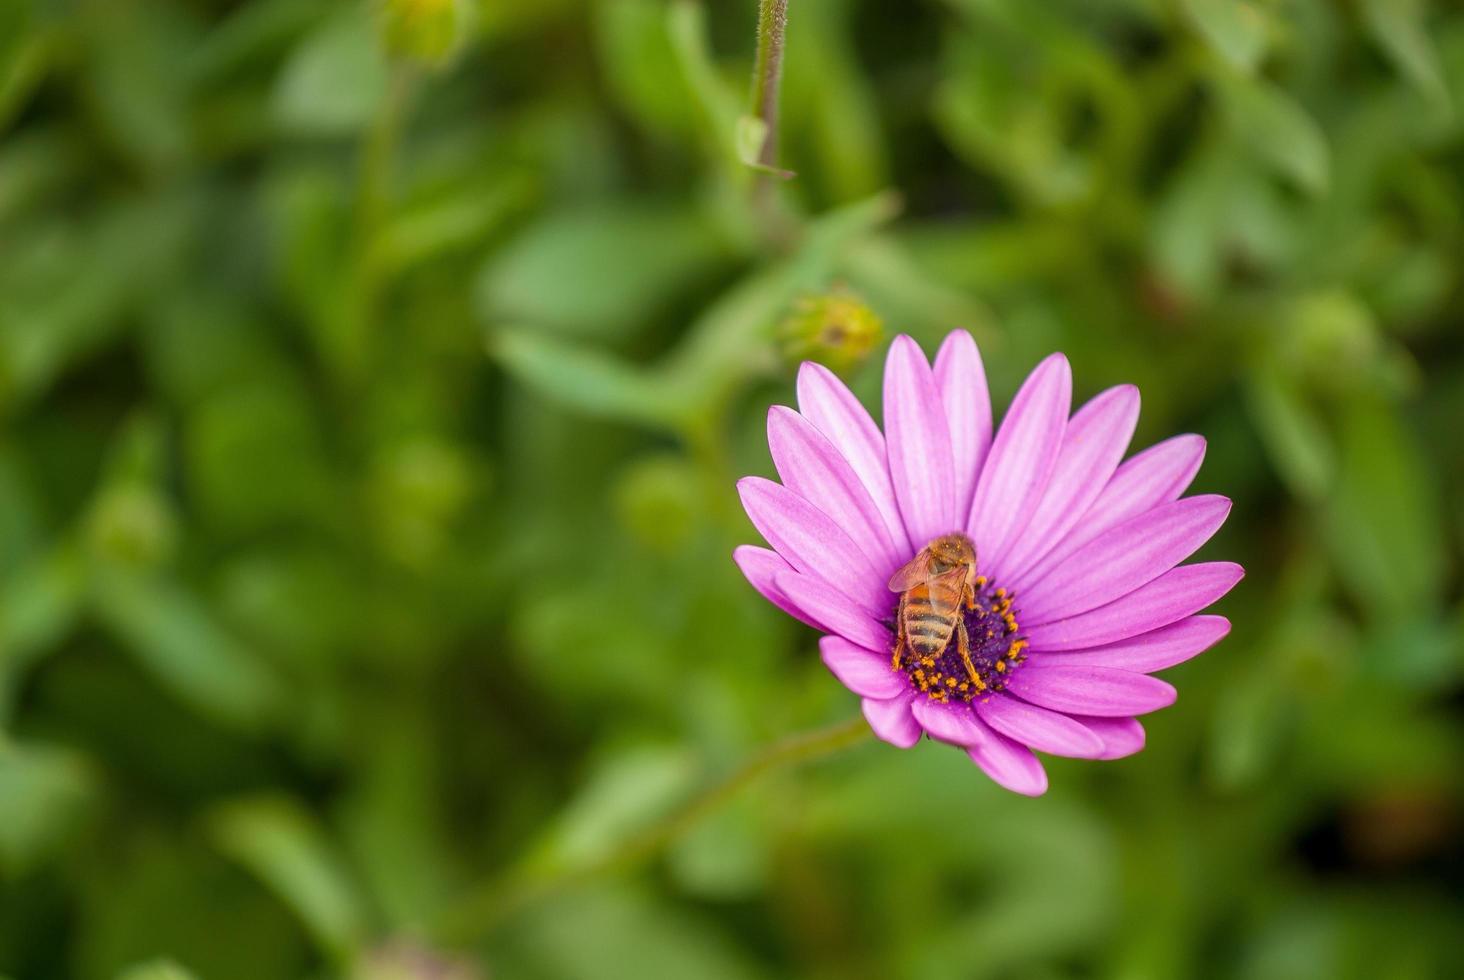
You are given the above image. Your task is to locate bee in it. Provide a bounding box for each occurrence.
[888,532,981,687]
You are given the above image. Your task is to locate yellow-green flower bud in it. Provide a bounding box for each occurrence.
[376,0,470,67]
[778,289,882,376]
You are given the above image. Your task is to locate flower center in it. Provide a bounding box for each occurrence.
[892,575,1027,703]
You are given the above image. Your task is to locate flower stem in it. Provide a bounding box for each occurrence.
[434,714,871,944]
[750,0,789,174]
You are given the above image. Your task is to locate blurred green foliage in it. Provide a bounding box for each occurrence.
[2,0,1462,977]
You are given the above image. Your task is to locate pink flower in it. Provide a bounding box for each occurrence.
[735,332,1241,796]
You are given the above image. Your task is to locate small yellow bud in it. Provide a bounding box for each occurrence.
[376,0,470,66]
[778,288,882,376]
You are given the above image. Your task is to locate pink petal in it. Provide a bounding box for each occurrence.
[767,406,902,573]
[1024,562,1243,651]
[1003,664,1177,716]
[1019,495,1233,626]
[975,694,1106,758]
[773,572,892,652]
[998,385,1140,582]
[968,354,1071,575]
[797,362,910,554]
[862,694,922,748]
[1012,434,1205,594]
[820,636,906,699]
[1037,616,1231,672]
[732,546,820,629]
[933,330,993,521]
[883,335,957,545]
[910,698,987,745]
[1071,715,1146,759]
[966,734,1048,797]
[738,477,886,616]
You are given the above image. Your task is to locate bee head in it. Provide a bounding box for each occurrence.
[928,532,977,569]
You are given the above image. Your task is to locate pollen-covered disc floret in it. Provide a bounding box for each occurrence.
[897,576,1026,703]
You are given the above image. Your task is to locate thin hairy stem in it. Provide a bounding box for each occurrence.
[750,0,789,172]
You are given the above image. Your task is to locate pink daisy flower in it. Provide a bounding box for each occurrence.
[734,331,1242,796]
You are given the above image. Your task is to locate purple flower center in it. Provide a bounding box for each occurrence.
[890,576,1027,703]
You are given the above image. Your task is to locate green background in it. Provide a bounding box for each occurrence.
[2,0,1462,977]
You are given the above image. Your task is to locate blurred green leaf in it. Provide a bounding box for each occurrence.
[785,0,889,200]
[490,327,691,432]
[0,0,46,133]
[666,0,743,173]
[1244,368,1334,501]
[74,834,306,980]
[0,197,191,409]
[476,201,729,338]
[1215,71,1331,194]
[207,795,368,957]
[1361,0,1449,106]
[273,10,389,136]
[91,572,283,730]
[593,0,697,139]
[376,171,531,275]
[666,796,767,899]
[1183,0,1271,74]
[78,5,192,173]
[115,961,200,980]
[529,743,697,872]
[0,739,95,876]
[0,545,86,720]
[499,885,767,980]
[1326,397,1446,622]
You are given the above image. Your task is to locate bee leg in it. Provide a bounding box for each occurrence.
[955,617,981,687]
[891,594,907,670]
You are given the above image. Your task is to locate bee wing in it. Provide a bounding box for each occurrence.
[921,566,969,617]
[887,553,933,592]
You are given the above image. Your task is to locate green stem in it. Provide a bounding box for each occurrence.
[341,62,414,384]
[434,715,871,944]
[750,0,789,173]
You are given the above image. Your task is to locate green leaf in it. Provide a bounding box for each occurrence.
[734,113,768,168]
[592,0,697,138]
[666,0,742,173]
[115,962,200,980]
[90,572,283,730]
[501,886,767,980]
[207,795,368,957]
[475,201,729,339]
[78,8,192,173]
[0,739,95,875]
[1361,0,1449,106]
[0,1,46,134]
[489,328,691,433]
[1243,368,1334,501]
[1216,73,1330,195]
[1183,0,1270,74]
[375,172,531,275]
[0,545,86,722]
[1326,397,1446,622]
[273,11,389,136]
[0,197,192,409]
[532,743,697,871]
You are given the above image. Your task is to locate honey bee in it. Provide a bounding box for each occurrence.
[888,532,981,687]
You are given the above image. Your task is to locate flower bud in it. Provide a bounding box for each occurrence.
[85,485,177,569]
[376,0,471,67]
[778,289,882,375]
